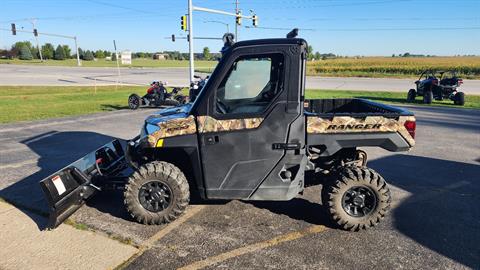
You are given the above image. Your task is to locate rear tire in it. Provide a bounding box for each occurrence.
[124,161,190,225]
[323,166,391,231]
[423,90,433,104]
[454,92,465,106]
[407,89,416,102]
[128,94,141,110]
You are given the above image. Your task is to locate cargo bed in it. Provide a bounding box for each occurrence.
[304,98,416,156]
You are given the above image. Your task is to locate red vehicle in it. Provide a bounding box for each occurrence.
[128,81,187,110]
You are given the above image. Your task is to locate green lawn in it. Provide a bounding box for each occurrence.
[0,86,478,124]
[0,58,217,68]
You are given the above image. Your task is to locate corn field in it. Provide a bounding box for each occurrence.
[306,57,480,79]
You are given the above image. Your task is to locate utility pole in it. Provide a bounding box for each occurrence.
[188,0,194,83]
[30,18,43,61]
[235,0,239,41]
[74,36,81,66]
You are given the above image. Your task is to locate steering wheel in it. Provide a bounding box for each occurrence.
[216,98,228,114]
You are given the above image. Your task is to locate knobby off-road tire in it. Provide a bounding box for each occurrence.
[423,90,433,104]
[407,89,416,102]
[124,161,190,225]
[454,92,465,106]
[323,166,391,231]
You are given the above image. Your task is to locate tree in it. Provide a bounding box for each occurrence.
[62,45,71,58]
[11,41,33,58]
[41,43,55,59]
[54,45,66,60]
[104,50,111,57]
[203,47,211,60]
[78,48,84,59]
[19,45,33,60]
[31,47,39,59]
[83,50,94,61]
[314,52,321,60]
[94,50,105,58]
[111,52,117,61]
[307,45,314,60]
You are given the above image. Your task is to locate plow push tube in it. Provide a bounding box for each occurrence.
[39,139,129,229]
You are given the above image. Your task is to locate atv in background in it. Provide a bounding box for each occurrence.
[128,81,187,110]
[407,70,465,105]
[189,74,209,102]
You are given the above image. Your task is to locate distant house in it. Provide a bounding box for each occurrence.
[153,53,168,60]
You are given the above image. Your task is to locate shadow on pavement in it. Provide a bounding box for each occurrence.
[369,154,480,269]
[0,131,116,230]
[249,197,338,229]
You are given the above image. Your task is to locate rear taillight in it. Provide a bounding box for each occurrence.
[432,79,439,85]
[404,120,416,139]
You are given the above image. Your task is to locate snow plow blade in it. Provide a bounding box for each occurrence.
[39,139,130,229]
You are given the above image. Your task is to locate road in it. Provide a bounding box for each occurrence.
[1,64,480,93]
[0,105,478,269]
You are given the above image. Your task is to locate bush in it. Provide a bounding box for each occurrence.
[19,45,33,60]
[54,45,66,60]
[83,50,94,61]
[94,50,105,58]
[41,43,55,59]
[62,45,71,58]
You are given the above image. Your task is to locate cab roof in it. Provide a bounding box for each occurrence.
[231,38,307,49]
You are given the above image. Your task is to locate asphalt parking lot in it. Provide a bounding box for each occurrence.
[0,104,479,269]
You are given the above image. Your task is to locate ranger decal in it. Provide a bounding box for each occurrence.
[307,116,415,146]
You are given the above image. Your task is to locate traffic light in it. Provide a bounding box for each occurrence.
[252,15,258,27]
[171,34,175,42]
[33,29,38,37]
[11,23,16,35]
[236,12,242,25]
[181,15,187,31]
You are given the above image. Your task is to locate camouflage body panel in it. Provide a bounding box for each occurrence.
[307,115,415,146]
[147,115,196,147]
[197,116,263,133]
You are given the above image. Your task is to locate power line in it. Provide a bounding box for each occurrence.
[244,26,480,32]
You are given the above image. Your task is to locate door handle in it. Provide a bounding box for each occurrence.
[205,135,219,145]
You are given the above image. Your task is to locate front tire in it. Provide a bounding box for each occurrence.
[323,167,391,231]
[407,89,416,102]
[124,161,190,225]
[454,92,465,106]
[128,94,141,110]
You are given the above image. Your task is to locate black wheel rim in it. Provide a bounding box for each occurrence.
[138,181,173,213]
[341,186,377,217]
[129,96,139,108]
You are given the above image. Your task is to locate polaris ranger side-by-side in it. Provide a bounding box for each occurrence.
[40,33,416,231]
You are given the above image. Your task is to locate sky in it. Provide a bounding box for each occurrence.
[1,0,479,56]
